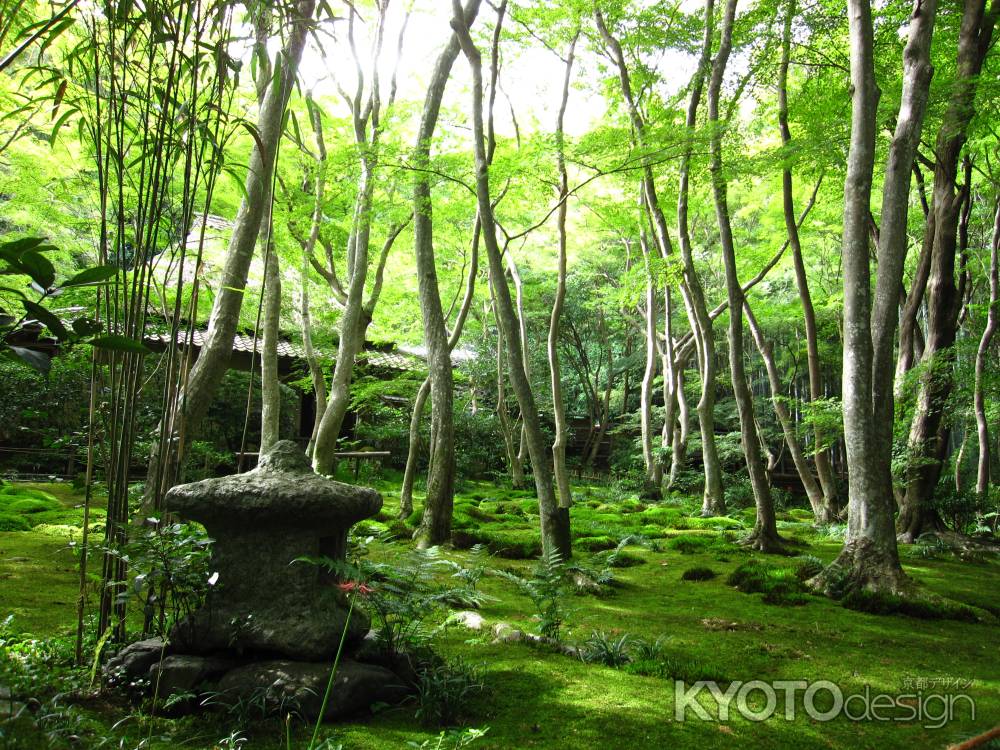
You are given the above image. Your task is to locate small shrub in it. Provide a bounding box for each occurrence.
[625,653,728,683]
[681,566,717,582]
[724,477,756,509]
[631,636,669,661]
[494,551,570,640]
[728,560,809,605]
[794,555,824,581]
[414,658,486,727]
[726,560,774,593]
[761,581,810,606]
[581,631,632,667]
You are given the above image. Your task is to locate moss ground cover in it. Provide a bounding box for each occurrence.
[0,480,997,749]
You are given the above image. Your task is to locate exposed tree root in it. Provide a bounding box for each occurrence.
[808,537,911,597]
[740,528,789,555]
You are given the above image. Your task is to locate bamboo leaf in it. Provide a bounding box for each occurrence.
[22,299,69,339]
[89,334,151,355]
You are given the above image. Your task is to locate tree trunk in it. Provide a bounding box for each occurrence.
[815,0,936,594]
[547,32,578,512]
[300,253,326,458]
[493,293,525,487]
[399,377,430,519]
[670,0,725,515]
[639,227,662,490]
[312,4,408,475]
[311,162,375,475]
[452,0,571,559]
[898,0,997,539]
[974,201,1000,495]
[259,233,281,452]
[410,0,483,546]
[745,302,826,519]
[708,0,781,550]
[668,360,690,488]
[778,0,837,520]
[143,0,314,507]
[298,97,329,459]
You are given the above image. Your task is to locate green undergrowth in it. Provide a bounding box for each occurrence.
[1,480,999,749]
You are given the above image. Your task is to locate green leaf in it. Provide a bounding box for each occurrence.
[0,237,46,259]
[89,334,151,355]
[7,346,51,374]
[72,318,103,336]
[23,300,69,339]
[62,265,119,287]
[7,250,56,289]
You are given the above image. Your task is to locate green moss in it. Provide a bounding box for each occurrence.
[454,528,541,559]
[575,535,618,552]
[0,513,31,531]
[684,515,745,530]
[601,550,645,568]
[841,589,982,622]
[4,482,1000,750]
[681,566,718,581]
[761,581,810,606]
[638,506,683,527]
[667,534,714,554]
[787,508,815,522]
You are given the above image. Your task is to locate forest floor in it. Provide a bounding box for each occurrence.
[0,476,998,749]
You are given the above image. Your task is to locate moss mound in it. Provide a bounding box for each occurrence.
[841,589,981,622]
[0,513,32,532]
[681,566,718,582]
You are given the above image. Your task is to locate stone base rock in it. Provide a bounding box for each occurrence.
[104,638,169,687]
[216,659,409,720]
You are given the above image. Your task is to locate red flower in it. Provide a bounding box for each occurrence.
[337,581,374,596]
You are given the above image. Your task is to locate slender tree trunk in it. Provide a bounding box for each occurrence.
[259,232,281,452]
[898,0,997,539]
[895,210,934,393]
[547,32,578,511]
[298,97,329,459]
[708,0,781,550]
[312,5,408,475]
[746,302,825,519]
[639,227,662,490]
[143,0,314,507]
[399,377,431,519]
[778,0,837,520]
[452,0,571,559]
[493,293,525,487]
[312,163,375,474]
[975,201,1000,495]
[669,360,690,488]
[410,0,483,546]
[671,0,725,515]
[300,254,326,458]
[815,0,936,594]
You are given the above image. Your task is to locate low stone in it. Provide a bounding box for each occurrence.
[448,611,486,631]
[149,655,236,698]
[103,638,168,687]
[216,659,409,719]
[491,622,523,643]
